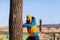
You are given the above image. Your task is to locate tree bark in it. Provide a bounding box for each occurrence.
[9,0,23,40]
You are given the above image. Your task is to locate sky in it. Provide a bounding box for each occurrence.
[0,0,60,27]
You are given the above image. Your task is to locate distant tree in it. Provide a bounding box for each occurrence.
[9,0,23,40]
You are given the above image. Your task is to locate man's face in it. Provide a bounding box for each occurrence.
[27,16,30,21]
[27,15,32,23]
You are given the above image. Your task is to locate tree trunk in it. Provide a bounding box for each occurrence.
[9,0,23,40]
[40,20,42,32]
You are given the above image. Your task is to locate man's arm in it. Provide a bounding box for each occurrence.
[23,19,36,27]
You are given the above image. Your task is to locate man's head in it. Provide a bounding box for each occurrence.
[27,14,32,23]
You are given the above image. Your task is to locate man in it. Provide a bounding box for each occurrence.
[23,14,39,40]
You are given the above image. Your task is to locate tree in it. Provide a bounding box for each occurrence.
[9,0,23,40]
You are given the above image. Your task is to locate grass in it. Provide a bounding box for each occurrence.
[0,34,8,40]
[23,32,28,40]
